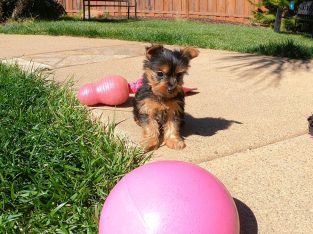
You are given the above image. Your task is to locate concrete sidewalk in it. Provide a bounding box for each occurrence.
[1,34,313,233]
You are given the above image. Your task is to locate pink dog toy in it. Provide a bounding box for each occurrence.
[78,76,197,106]
[78,75,129,106]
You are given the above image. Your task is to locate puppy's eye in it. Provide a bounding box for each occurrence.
[156,71,164,78]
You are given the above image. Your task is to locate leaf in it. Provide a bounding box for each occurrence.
[50,202,67,216]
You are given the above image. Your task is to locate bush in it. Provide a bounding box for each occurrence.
[282,18,296,32]
[0,0,65,22]
[0,0,17,22]
[250,0,306,30]
[253,11,276,26]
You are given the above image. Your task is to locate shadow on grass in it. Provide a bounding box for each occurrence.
[182,113,242,137]
[280,31,313,39]
[58,16,140,24]
[234,198,258,234]
[246,39,313,60]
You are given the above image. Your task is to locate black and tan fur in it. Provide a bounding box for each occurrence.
[308,115,313,135]
[133,44,199,151]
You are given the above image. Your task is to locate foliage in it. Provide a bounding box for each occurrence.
[253,11,276,26]
[250,0,306,27]
[0,0,65,22]
[0,64,146,232]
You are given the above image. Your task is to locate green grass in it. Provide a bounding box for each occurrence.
[1,17,313,59]
[0,64,146,233]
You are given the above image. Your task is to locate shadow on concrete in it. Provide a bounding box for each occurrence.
[234,198,258,234]
[118,96,135,108]
[90,96,134,108]
[182,113,242,137]
[308,114,313,135]
[217,53,312,89]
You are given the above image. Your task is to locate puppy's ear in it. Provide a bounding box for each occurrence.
[308,115,313,121]
[181,47,200,60]
[146,44,164,60]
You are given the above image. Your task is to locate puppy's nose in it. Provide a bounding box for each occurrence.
[168,85,176,93]
[168,79,177,93]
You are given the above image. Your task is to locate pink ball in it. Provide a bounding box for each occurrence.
[96,75,129,106]
[99,160,239,234]
[77,83,98,106]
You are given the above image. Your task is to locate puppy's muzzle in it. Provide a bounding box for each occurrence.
[167,85,176,94]
[168,80,177,94]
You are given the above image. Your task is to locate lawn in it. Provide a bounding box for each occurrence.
[1,17,313,59]
[0,64,146,232]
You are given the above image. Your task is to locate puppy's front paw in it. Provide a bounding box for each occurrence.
[165,138,186,150]
[141,137,160,152]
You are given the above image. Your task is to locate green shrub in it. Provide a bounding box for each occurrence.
[0,0,17,22]
[282,18,296,32]
[0,0,65,22]
[250,0,306,28]
[253,11,276,26]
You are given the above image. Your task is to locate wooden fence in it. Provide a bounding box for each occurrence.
[60,0,257,23]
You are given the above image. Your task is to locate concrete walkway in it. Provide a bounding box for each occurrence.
[1,34,313,233]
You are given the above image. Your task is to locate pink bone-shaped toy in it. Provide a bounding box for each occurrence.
[78,76,197,106]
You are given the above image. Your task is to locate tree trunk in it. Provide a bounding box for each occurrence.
[274,7,283,33]
[0,2,3,22]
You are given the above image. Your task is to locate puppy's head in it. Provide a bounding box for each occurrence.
[143,44,199,98]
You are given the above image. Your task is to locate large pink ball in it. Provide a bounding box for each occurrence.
[99,160,239,234]
[95,75,129,106]
[77,83,98,106]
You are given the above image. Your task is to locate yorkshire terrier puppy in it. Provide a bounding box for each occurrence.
[133,44,199,151]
